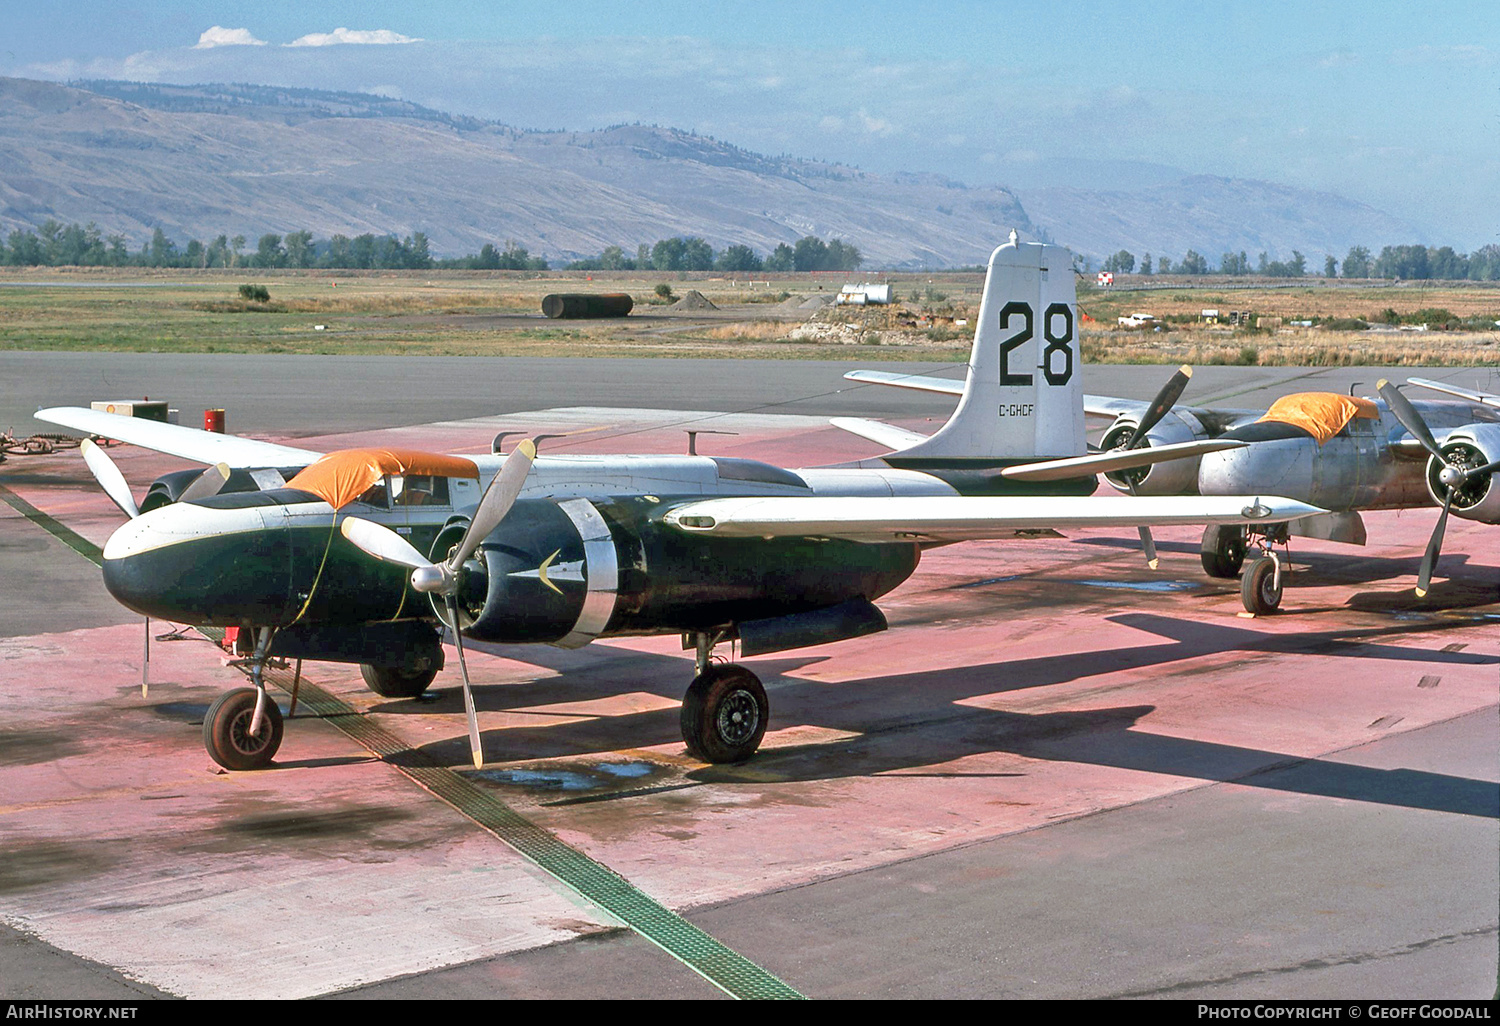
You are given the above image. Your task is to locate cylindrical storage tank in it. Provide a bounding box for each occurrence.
[204,409,226,433]
[541,293,634,319]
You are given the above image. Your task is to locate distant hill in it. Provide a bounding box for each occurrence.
[0,77,1427,268]
[1015,176,1424,265]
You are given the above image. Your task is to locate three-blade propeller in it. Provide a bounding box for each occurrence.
[78,439,231,696]
[1115,365,1195,569]
[340,440,538,768]
[1377,380,1500,597]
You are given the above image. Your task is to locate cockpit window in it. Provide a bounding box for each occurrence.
[355,477,390,508]
[391,474,450,507]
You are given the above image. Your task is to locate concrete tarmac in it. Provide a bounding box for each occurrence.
[1,353,1495,1000]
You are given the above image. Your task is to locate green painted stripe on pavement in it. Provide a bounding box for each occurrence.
[4,484,803,999]
[258,661,805,1000]
[0,482,104,564]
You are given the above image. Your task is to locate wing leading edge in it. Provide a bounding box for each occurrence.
[35,407,324,469]
[663,494,1326,544]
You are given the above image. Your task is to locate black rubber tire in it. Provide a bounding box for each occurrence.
[1241,556,1283,615]
[360,662,440,699]
[1200,525,1247,578]
[680,665,769,764]
[203,687,283,770]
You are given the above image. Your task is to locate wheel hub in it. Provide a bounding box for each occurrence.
[717,690,760,745]
[229,709,273,755]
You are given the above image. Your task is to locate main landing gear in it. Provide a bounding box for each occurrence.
[680,631,768,764]
[1202,523,1291,615]
[205,626,286,770]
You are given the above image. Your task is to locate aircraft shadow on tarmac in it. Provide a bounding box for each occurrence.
[381,614,1499,820]
[1074,535,1496,594]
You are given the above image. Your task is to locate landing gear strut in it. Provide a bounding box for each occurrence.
[1239,523,1291,615]
[205,626,285,770]
[680,631,768,764]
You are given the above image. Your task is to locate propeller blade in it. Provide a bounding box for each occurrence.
[1137,525,1159,570]
[178,462,232,502]
[340,516,434,571]
[447,596,484,769]
[447,439,537,573]
[80,439,140,519]
[1377,379,1445,462]
[1415,490,1453,598]
[1463,457,1500,479]
[1129,365,1193,448]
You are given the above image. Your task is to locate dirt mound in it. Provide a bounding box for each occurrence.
[799,294,835,310]
[670,290,718,311]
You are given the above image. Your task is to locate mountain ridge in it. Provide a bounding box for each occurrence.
[0,77,1425,268]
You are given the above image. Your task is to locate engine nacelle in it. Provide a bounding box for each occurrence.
[141,466,285,512]
[1427,424,1500,524]
[1099,410,1209,495]
[435,496,920,649]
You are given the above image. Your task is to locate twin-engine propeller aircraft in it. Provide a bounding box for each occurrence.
[848,362,1500,614]
[37,238,1322,772]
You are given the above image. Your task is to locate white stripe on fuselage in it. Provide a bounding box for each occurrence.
[102,457,962,562]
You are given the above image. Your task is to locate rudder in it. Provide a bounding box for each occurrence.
[889,236,1084,461]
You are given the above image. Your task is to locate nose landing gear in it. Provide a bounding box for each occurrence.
[205,626,287,770]
[1238,523,1291,616]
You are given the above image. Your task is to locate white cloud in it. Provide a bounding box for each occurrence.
[194,26,266,49]
[286,28,420,48]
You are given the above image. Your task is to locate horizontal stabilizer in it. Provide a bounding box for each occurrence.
[999,438,1247,482]
[35,407,324,469]
[1405,377,1500,409]
[664,494,1325,544]
[843,369,964,396]
[828,417,931,451]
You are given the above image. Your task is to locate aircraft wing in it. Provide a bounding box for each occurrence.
[34,407,324,469]
[997,439,1247,481]
[1083,394,1151,418]
[663,494,1325,544]
[843,369,964,395]
[1405,377,1500,409]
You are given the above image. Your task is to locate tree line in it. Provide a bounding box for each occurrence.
[564,235,861,273]
[1098,242,1500,281]
[1,221,862,274]
[1,222,447,271]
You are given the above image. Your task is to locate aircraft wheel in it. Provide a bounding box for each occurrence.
[360,663,439,699]
[1201,524,1247,578]
[203,687,283,770]
[681,665,769,764]
[1241,556,1282,615]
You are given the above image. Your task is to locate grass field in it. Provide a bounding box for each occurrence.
[1,267,1496,366]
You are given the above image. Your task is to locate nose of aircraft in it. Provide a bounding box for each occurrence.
[101,500,296,626]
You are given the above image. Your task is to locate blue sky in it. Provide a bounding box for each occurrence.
[5,2,1496,247]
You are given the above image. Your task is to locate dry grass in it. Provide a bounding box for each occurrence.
[1,267,1495,366]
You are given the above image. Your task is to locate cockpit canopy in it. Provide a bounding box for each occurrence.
[1251,393,1379,446]
[286,448,480,509]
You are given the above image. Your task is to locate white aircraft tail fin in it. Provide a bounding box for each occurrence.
[887,237,1084,462]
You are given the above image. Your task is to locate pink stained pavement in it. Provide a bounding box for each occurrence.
[2,406,1495,997]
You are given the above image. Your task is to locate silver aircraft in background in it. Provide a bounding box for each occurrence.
[846,369,1500,614]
